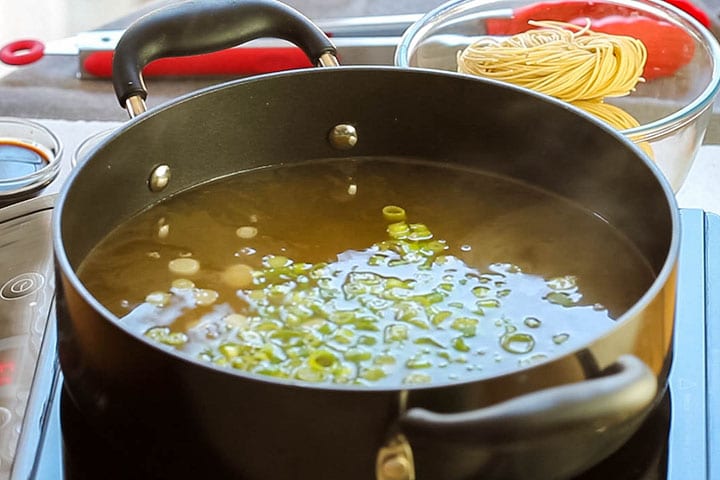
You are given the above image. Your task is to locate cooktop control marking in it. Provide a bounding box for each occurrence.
[0,273,44,300]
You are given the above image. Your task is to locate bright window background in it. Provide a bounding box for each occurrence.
[0,0,154,75]
[0,0,152,44]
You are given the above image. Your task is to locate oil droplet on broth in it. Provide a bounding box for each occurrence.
[168,258,200,276]
[236,226,258,239]
[519,353,549,368]
[194,289,219,306]
[501,332,536,354]
[171,278,195,289]
[524,316,542,328]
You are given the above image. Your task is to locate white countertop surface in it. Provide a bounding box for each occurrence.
[677,144,720,215]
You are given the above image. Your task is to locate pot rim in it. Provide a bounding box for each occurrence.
[52,66,681,393]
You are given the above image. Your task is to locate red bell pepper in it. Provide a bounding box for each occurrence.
[485,0,702,79]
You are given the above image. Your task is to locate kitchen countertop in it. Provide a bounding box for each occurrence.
[0,0,446,121]
[676,144,720,215]
[0,0,718,215]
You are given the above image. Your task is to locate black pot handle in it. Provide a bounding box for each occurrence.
[393,355,657,479]
[112,0,337,116]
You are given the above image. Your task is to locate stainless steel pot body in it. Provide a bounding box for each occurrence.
[52,2,679,479]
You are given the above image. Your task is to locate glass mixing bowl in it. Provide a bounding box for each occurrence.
[395,0,720,191]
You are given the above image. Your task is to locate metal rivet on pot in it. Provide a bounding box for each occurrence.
[149,164,171,192]
[376,434,415,480]
[381,456,412,480]
[328,124,358,150]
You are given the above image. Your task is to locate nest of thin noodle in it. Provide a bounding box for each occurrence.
[458,20,652,156]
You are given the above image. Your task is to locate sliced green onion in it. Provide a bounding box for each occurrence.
[358,335,378,346]
[344,348,372,362]
[500,332,536,354]
[431,310,452,326]
[452,336,471,352]
[295,366,327,383]
[546,275,577,290]
[219,342,243,358]
[451,317,479,337]
[544,291,578,307]
[145,326,188,347]
[472,286,490,298]
[387,222,410,239]
[382,205,407,223]
[403,373,432,384]
[384,324,409,343]
[308,350,338,370]
[361,367,387,381]
[476,298,501,309]
[354,318,381,332]
[406,356,432,369]
[414,336,446,349]
[373,354,397,365]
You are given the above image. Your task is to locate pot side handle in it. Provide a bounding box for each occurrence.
[400,354,657,445]
[112,0,337,114]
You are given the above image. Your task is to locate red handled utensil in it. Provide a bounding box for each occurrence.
[0,14,416,77]
[0,39,45,65]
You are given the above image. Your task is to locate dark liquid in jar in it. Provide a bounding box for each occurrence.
[0,140,49,190]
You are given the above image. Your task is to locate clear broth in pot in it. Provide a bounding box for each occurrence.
[77,158,655,386]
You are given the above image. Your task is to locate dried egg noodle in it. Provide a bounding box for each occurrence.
[571,99,653,156]
[570,99,640,130]
[457,20,647,102]
[457,20,652,151]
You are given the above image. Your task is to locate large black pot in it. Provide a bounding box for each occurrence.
[52,1,679,479]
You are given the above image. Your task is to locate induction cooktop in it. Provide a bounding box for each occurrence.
[0,195,716,479]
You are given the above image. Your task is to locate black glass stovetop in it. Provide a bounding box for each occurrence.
[6,209,720,480]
